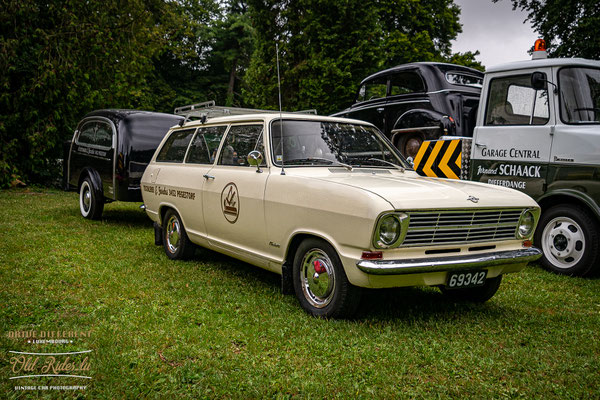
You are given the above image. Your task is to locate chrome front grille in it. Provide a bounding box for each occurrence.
[402,209,522,246]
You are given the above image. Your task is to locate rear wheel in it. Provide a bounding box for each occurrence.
[535,205,600,276]
[397,133,424,159]
[440,275,502,303]
[79,177,104,220]
[162,209,195,260]
[293,238,361,318]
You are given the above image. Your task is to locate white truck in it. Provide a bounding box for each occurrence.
[414,41,600,277]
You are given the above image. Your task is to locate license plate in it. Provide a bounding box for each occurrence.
[446,270,488,289]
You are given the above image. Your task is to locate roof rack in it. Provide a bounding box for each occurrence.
[174,101,317,123]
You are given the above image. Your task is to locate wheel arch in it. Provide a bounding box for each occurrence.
[78,168,104,201]
[390,108,453,147]
[537,190,600,222]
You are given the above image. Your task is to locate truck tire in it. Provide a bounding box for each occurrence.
[535,204,600,277]
[79,177,104,220]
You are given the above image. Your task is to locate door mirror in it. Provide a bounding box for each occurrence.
[531,72,547,91]
[247,150,263,173]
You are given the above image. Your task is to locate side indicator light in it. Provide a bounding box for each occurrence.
[361,251,383,260]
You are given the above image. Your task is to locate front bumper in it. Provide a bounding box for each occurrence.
[356,248,542,275]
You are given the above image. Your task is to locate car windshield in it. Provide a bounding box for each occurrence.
[270,119,410,168]
[559,67,600,124]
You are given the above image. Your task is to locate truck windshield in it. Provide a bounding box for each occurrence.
[559,67,600,124]
[270,120,409,168]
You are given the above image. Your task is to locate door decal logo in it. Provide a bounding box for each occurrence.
[221,183,239,224]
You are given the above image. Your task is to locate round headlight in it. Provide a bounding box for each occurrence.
[518,210,535,238]
[378,215,401,246]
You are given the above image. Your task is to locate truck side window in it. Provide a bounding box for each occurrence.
[218,125,265,167]
[485,74,549,126]
[186,126,227,164]
[77,121,113,149]
[156,129,196,163]
[357,77,387,102]
[559,67,600,124]
[389,71,425,95]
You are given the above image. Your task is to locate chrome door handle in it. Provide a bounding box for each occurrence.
[203,174,215,180]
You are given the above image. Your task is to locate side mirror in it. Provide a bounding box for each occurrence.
[247,150,263,173]
[531,71,547,91]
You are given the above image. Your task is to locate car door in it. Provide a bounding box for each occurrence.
[471,70,554,199]
[202,123,270,260]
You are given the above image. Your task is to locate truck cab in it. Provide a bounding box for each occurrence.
[458,45,600,276]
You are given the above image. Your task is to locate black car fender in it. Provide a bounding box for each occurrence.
[390,109,455,145]
[78,167,104,200]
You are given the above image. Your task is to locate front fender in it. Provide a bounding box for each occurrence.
[538,189,600,220]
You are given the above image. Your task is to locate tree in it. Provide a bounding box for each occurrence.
[497,0,600,59]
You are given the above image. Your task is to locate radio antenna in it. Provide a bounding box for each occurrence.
[276,43,286,175]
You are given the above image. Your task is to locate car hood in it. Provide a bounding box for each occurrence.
[293,169,537,210]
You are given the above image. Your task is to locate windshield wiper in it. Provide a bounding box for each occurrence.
[285,157,353,171]
[367,158,405,172]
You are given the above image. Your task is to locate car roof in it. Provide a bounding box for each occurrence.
[178,113,374,129]
[486,57,600,73]
[84,109,182,121]
[360,62,483,84]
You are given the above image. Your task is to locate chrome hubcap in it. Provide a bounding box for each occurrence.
[80,182,91,214]
[300,249,335,308]
[166,216,181,253]
[542,216,585,269]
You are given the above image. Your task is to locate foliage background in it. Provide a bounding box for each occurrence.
[2,0,491,187]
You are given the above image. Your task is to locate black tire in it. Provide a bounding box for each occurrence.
[534,204,600,277]
[79,177,104,220]
[162,209,195,260]
[292,238,361,318]
[397,133,425,159]
[440,275,502,303]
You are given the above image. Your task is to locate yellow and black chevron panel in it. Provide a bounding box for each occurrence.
[413,138,469,180]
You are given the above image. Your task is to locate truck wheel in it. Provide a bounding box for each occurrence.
[397,134,424,159]
[79,177,104,220]
[535,205,600,277]
[440,275,502,303]
[293,238,361,318]
[162,209,195,260]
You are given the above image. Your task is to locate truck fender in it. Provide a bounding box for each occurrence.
[537,189,600,221]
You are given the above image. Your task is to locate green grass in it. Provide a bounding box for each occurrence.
[1,188,599,399]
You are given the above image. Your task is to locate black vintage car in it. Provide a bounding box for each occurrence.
[64,110,183,219]
[332,62,483,158]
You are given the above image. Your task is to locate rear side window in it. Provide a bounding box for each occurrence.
[156,129,195,163]
[186,125,228,164]
[485,74,549,126]
[77,121,113,148]
[357,77,387,102]
[389,71,425,95]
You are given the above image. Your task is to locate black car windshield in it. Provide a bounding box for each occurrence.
[270,119,410,168]
[559,67,600,124]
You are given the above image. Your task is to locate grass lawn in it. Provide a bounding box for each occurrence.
[1,188,599,399]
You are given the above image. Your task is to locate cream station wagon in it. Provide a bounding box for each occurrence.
[141,108,542,318]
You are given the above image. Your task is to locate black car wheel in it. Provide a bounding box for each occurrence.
[440,275,502,303]
[293,238,361,318]
[398,134,424,159]
[79,177,104,220]
[162,209,195,260]
[535,205,599,277]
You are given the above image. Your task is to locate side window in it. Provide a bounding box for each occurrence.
[389,71,425,95]
[485,74,549,126]
[186,125,228,164]
[218,124,265,167]
[77,121,113,148]
[357,77,387,102]
[156,129,195,163]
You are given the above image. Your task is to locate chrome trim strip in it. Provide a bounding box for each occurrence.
[356,248,542,275]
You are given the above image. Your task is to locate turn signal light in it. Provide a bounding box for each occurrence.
[361,251,383,260]
[522,240,533,248]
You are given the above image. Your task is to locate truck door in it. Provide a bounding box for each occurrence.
[470,71,554,199]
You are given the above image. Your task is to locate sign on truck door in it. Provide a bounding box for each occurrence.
[471,70,554,199]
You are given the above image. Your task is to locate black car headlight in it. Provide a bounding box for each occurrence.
[374,213,409,248]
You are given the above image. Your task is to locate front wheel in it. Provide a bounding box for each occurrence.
[440,275,502,303]
[79,177,104,220]
[162,209,195,260]
[293,238,361,318]
[535,205,600,276]
[397,133,424,159]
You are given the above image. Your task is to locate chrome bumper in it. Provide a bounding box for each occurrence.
[356,248,542,275]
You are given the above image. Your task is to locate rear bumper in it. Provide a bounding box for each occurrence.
[356,248,542,275]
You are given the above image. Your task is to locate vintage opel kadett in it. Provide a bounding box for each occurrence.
[141,111,542,317]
